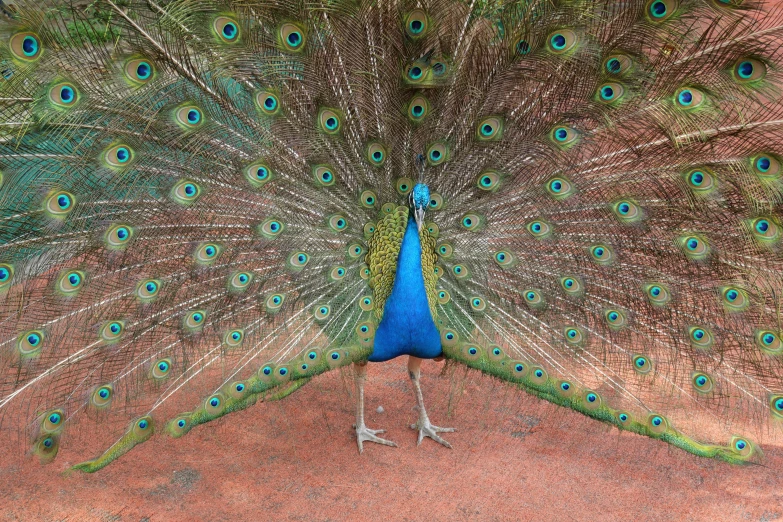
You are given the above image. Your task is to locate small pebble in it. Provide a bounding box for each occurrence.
[376,406,385,414]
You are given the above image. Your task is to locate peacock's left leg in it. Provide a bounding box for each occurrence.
[407,356,455,448]
[353,362,397,453]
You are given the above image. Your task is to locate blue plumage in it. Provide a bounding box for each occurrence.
[370,217,442,362]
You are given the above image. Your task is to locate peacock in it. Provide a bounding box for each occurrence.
[1,0,782,474]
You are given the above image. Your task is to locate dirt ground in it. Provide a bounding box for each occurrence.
[0,357,781,522]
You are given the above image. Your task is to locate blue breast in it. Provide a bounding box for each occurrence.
[369,217,443,362]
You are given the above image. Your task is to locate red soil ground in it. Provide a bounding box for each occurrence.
[0,357,781,521]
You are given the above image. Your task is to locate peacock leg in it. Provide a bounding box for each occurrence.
[353,362,397,453]
[407,356,455,448]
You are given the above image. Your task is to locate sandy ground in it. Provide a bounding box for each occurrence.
[0,357,781,522]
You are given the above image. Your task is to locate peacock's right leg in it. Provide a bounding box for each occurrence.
[353,362,397,453]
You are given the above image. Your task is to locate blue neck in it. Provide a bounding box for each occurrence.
[369,217,442,362]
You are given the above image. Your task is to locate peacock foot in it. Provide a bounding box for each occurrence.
[410,415,455,448]
[354,423,397,453]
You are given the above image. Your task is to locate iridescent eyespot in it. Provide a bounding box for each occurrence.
[314,305,331,321]
[547,29,578,54]
[684,167,717,195]
[225,329,244,347]
[259,217,284,239]
[516,39,531,55]
[408,94,430,122]
[560,276,584,295]
[461,213,483,231]
[10,32,42,61]
[677,234,710,261]
[493,250,516,269]
[748,217,780,245]
[327,350,344,367]
[137,279,161,300]
[644,283,671,306]
[428,192,444,211]
[647,0,678,21]
[359,295,374,311]
[49,82,80,108]
[105,224,133,249]
[214,16,240,43]
[288,251,310,272]
[280,23,306,52]
[546,177,575,200]
[435,243,453,259]
[405,9,429,38]
[452,264,469,279]
[470,297,486,312]
[205,393,225,415]
[526,220,552,238]
[366,142,387,166]
[175,105,204,130]
[583,391,602,410]
[171,180,201,204]
[347,242,365,259]
[195,243,221,264]
[396,177,414,196]
[549,126,578,147]
[266,293,285,312]
[769,394,783,419]
[611,200,642,223]
[617,412,632,427]
[564,327,584,344]
[124,58,154,84]
[590,244,613,264]
[462,344,481,361]
[437,290,451,305]
[405,62,430,83]
[358,190,377,208]
[103,144,135,168]
[152,358,172,379]
[604,54,632,76]
[751,154,780,179]
[101,321,125,341]
[558,381,574,397]
[632,355,652,374]
[255,90,281,116]
[476,170,502,192]
[691,372,714,393]
[57,270,85,296]
[44,191,75,218]
[675,87,705,109]
[689,326,715,349]
[523,289,544,308]
[91,385,113,409]
[441,329,459,348]
[733,58,767,83]
[646,414,668,435]
[184,310,206,330]
[529,366,548,385]
[0,263,13,289]
[318,108,342,134]
[17,330,44,357]
[730,436,754,458]
[41,410,65,434]
[246,162,273,187]
[476,116,504,141]
[604,309,627,329]
[597,83,624,104]
[328,214,348,232]
[756,330,782,355]
[426,142,449,166]
[719,286,749,312]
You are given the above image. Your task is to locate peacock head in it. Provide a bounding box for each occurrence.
[410,183,430,231]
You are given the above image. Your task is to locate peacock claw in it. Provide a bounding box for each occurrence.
[354,423,397,453]
[410,417,455,448]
